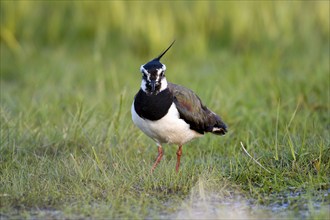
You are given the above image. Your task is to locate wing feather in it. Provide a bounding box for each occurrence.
[168,83,227,135]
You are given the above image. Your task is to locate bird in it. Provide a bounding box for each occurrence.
[131,41,227,173]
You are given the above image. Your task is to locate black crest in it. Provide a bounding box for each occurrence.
[142,40,175,70]
[153,40,176,62]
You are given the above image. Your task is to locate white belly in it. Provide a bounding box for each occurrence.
[131,102,203,145]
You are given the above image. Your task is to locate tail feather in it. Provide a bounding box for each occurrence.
[212,125,227,135]
[212,115,228,135]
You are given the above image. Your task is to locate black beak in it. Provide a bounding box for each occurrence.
[150,80,156,92]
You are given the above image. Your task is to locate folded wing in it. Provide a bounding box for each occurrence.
[168,83,227,135]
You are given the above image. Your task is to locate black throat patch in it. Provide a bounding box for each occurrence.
[134,88,173,121]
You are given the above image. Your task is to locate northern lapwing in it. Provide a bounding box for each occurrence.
[131,41,227,173]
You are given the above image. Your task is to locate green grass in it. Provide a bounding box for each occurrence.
[1,1,329,219]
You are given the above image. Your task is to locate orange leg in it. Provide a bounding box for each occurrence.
[176,145,183,173]
[151,145,163,173]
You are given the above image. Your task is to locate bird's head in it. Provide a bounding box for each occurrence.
[140,41,175,95]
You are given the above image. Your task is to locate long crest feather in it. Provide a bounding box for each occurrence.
[153,40,175,61]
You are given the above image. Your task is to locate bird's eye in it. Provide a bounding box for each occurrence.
[160,71,165,76]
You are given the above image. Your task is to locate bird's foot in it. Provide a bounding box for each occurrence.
[151,145,163,173]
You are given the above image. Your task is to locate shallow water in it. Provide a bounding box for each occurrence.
[167,187,330,219]
[2,188,329,219]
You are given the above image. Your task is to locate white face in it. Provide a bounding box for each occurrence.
[140,64,168,94]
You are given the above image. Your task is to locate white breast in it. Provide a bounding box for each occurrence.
[131,102,203,146]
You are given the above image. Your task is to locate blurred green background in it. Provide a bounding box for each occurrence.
[1,1,328,113]
[1,1,329,54]
[0,1,329,218]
